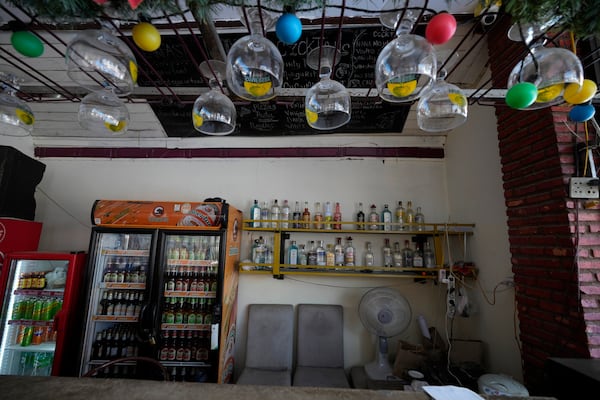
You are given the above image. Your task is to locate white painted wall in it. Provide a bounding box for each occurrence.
[2,105,521,383]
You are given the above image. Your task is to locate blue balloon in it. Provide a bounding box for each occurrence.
[276,13,302,45]
[569,104,595,122]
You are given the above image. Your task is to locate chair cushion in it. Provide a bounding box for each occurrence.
[296,304,344,368]
[237,367,292,386]
[245,304,294,370]
[293,366,350,388]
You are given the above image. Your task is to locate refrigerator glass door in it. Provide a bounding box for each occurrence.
[79,232,153,378]
[0,258,69,376]
[157,233,220,382]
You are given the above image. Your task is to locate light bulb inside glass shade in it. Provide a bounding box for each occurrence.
[0,92,34,136]
[78,89,129,135]
[507,46,583,110]
[417,78,467,132]
[66,29,138,96]
[192,90,237,135]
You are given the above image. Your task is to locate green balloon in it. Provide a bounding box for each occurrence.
[506,82,538,109]
[11,31,44,58]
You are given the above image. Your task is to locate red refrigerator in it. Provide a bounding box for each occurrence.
[77,199,241,383]
[0,251,86,377]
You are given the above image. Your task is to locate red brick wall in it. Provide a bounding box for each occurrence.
[487,17,597,394]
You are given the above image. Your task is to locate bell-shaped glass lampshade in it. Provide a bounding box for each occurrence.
[192,60,237,135]
[226,7,283,101]
[305,46,351,130]
[0,73,34,136]
[375,0,437,103]
[507,46,583,110]
[417,72,468,132]
[66,29,138,96]
[78,89,130,135]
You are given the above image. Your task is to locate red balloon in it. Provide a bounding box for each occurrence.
[426,13,457,45]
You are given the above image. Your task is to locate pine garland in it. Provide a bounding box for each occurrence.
[6,0,600,38]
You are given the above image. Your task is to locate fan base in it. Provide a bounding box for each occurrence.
[364,359,394,381]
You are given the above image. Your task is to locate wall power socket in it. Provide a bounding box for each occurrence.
[570,177,600,199]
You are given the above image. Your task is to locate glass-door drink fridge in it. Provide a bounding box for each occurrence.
[0,251,86,377]
[77,199,241,384]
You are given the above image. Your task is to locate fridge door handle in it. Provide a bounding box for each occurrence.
[138,303,157,346]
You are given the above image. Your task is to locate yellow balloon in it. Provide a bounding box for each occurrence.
[536,83,563,103]
[564,79,597,105]
[132,22,161,52]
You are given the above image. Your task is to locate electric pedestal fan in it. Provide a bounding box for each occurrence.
[358,287,412,380]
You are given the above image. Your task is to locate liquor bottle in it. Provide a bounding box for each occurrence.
[302,201,311,229]
[382,238,393,267]
[288,240,299,265]
[281,200,290,229]
[298,244,308,265]
[250,199,261,228]
[292,201,302,228]
[413,243,424,268]
[260,201,270,228]
[344,237,355,267]
[356,202,365,230]
[392,241,403,267]
[313,202,323,229]
[423,241,435,268]
[368,204,379,230]
[325,244,335,267]
[270,199,280,228]
[415,206,425,231]
[307,241,317,265]
[316,240,326,266]
[92,332,103,359]
[159,331,170,361]
[402,240,414,267]
[98,291,109,315]
[364,242,374,267]
[395,201,405,231]
[323,201,333,230]
[333,202,342,230]
[405,201,414,230]
[381,204,393,231]
[334,237,345,267]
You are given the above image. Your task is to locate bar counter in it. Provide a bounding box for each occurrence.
[0,375,557,400]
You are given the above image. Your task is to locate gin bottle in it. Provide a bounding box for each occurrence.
[382,238,393,267]
[344,237,355,267]
[423,241,435,268]
[413,243,424,268]
[381,204,393,231]
[402,240,414,267]
[415,206,425,231]
[392,241,403,267]
[334,237,345,267]
[288,240,298,265]
[270,199,280,228]
[281,200,290,229]
[307,240,317,265]
[313,202,323,229]
[298,244,307,265]
[250,199,261,228]
[368,204,379,230]
[405,201,414,230]
[260,202,270,228]
[316,240,326,266]
[333,202,342,230]
[395,201,405,231]
[364,242,374,267]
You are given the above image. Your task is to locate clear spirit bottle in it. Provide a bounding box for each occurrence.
[260,201,270,228]
[368,204,379,230]
[333,202,342,230]
[382,238,393,267]
[334,237,345,267]
[316,240,326,266]
[364,242,374,267]
[270,199,280,228]
[395,201,405,231]
[405,201,414,230]
[423,241,435,268]
[381,204,393,231]
[413,243,424,268]
[415,206,425,231]
[392,241,403,267]
[281,200,290,229]
[402,240,414,267]
[314,202,323,229]
[344,237,355,267]
[324,201,333,230]
[298,244,307,265]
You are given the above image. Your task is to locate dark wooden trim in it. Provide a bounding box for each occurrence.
[34,146,444,159]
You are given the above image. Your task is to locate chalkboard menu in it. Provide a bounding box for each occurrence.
[141,26,410,136]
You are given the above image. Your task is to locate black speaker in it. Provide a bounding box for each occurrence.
[0,146,46,221]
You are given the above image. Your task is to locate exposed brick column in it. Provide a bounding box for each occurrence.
[486,16,595,394]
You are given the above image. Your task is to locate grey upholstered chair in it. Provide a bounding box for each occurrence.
[292,304,350,388]
[236,304,294,386]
